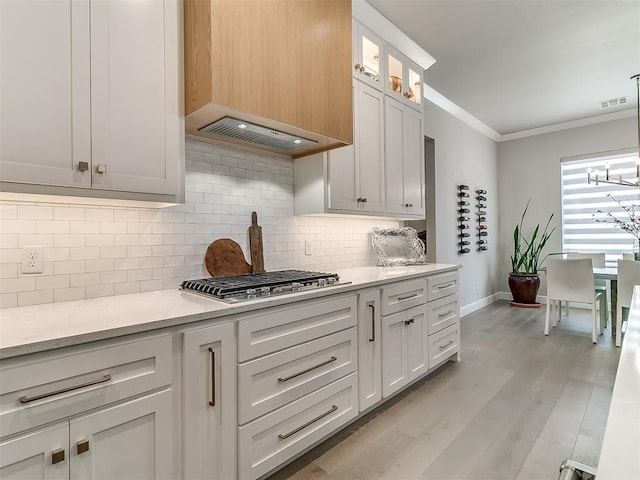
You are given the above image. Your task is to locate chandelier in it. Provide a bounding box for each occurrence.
[587,74,640,187]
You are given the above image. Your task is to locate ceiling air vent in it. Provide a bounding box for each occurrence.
[599,96,629,108]
[198,117,317,152]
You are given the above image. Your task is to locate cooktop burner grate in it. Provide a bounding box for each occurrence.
[179,269,343,302]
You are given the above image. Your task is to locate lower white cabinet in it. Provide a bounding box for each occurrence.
[381,303,429,397]
[0,422,69,480]
[238,373,358,480]
[182,322,236,480]
[0,390,172,480]
[357,289,382,411]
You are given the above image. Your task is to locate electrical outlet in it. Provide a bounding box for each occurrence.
[21,246,44,274]
[305,240,313,256]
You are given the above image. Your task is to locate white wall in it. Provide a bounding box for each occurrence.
[496,116,637,296]
[0,138,398,308]
[424,101,499,314]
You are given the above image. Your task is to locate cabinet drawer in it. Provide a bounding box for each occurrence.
[0,333,172,438]
[238,328,357,425]
[426,271,458,301]
[427,294,459,335]
[428,323,459,370]
[237,295,357,362]
[238,373,358,480]
[380,279,427,316]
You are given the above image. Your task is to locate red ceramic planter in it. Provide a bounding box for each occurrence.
[508,273,540,305]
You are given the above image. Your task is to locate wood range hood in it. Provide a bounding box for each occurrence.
[184,0,353,159]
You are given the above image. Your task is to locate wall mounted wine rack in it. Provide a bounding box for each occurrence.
[476,188,488,252]
[457,184,471,254]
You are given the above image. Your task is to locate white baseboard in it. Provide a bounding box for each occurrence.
[460,293,501,317]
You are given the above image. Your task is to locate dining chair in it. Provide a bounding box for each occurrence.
[565,252,608,325]
[545,257,605,343]
[615,259,640,346]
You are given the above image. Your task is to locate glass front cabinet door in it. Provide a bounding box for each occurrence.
[385,44,423,111]
[353,21,384,91]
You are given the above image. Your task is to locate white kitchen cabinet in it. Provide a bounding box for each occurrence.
[385,44,423,111]
[0,390,171,480]
[357,289,382,411]
[381,303,429,398]
[182,322,236,480]
[69,390,172,480]
[0,0,181,202]
[384,95,425,218]
[0,422,69,480]
[0,333,173,480]
[352,20,384,91]
[295,79,384,215]
[426,271,461,369]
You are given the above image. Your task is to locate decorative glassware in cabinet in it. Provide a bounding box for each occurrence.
[388,52,404,98]
[361,35,380,83]
[407,66,421,106]
[353,22,383,90]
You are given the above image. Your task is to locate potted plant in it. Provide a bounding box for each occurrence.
[509,200,555,306]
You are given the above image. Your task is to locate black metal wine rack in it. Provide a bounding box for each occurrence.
[476,188,488,252]
[457,185,471,254]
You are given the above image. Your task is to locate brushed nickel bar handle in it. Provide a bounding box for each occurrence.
[439,339,455,349]
[278,356,337,383]
[368,304,375,342]
[397,293,418,301]
[437,283,455,289]
[438,309,454,317]
[278,405,338,439]
[209,347,216,407]
[19,374,111,404]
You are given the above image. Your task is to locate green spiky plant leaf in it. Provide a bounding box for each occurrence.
[510,200,555,274]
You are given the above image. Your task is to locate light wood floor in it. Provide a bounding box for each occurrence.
[267,300,621,480]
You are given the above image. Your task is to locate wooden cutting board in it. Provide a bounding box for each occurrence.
[249,211,265,273]
[205,238,252,277]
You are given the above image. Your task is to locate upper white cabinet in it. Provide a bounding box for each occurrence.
[295,78,385,216]
[384,96,425,217]
[352,21,384,91]
[385,44,423,111]
[0,0,182,202]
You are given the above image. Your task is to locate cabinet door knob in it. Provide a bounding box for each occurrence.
[77,161,89,172]
[404,318,415,326]
[360,66,365,73]
[354,63,362,71]
[77,440,90,455]
[356,197,362,203]
[361,198,367,203]
[51,448,65,465]
[96,164,107,174]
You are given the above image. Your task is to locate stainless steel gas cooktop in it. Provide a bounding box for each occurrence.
[179,269,346,303]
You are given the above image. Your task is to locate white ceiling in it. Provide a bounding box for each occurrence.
[365,0,640,137]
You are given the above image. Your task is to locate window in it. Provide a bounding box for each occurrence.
[561,149,640,266]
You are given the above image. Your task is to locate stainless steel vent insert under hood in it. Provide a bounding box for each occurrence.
[198,117,318,152]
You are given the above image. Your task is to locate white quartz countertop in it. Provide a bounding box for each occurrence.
[0,263,459,359]
[597,285,640,479]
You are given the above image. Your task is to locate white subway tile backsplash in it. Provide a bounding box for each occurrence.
[70,272,100,287]
[17,205,53,220]
[0,292,18,308]
[54,286,86,303]
[19,289,53,306]
[0,138,399,307]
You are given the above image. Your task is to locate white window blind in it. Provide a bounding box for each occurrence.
[561,149,640,266]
